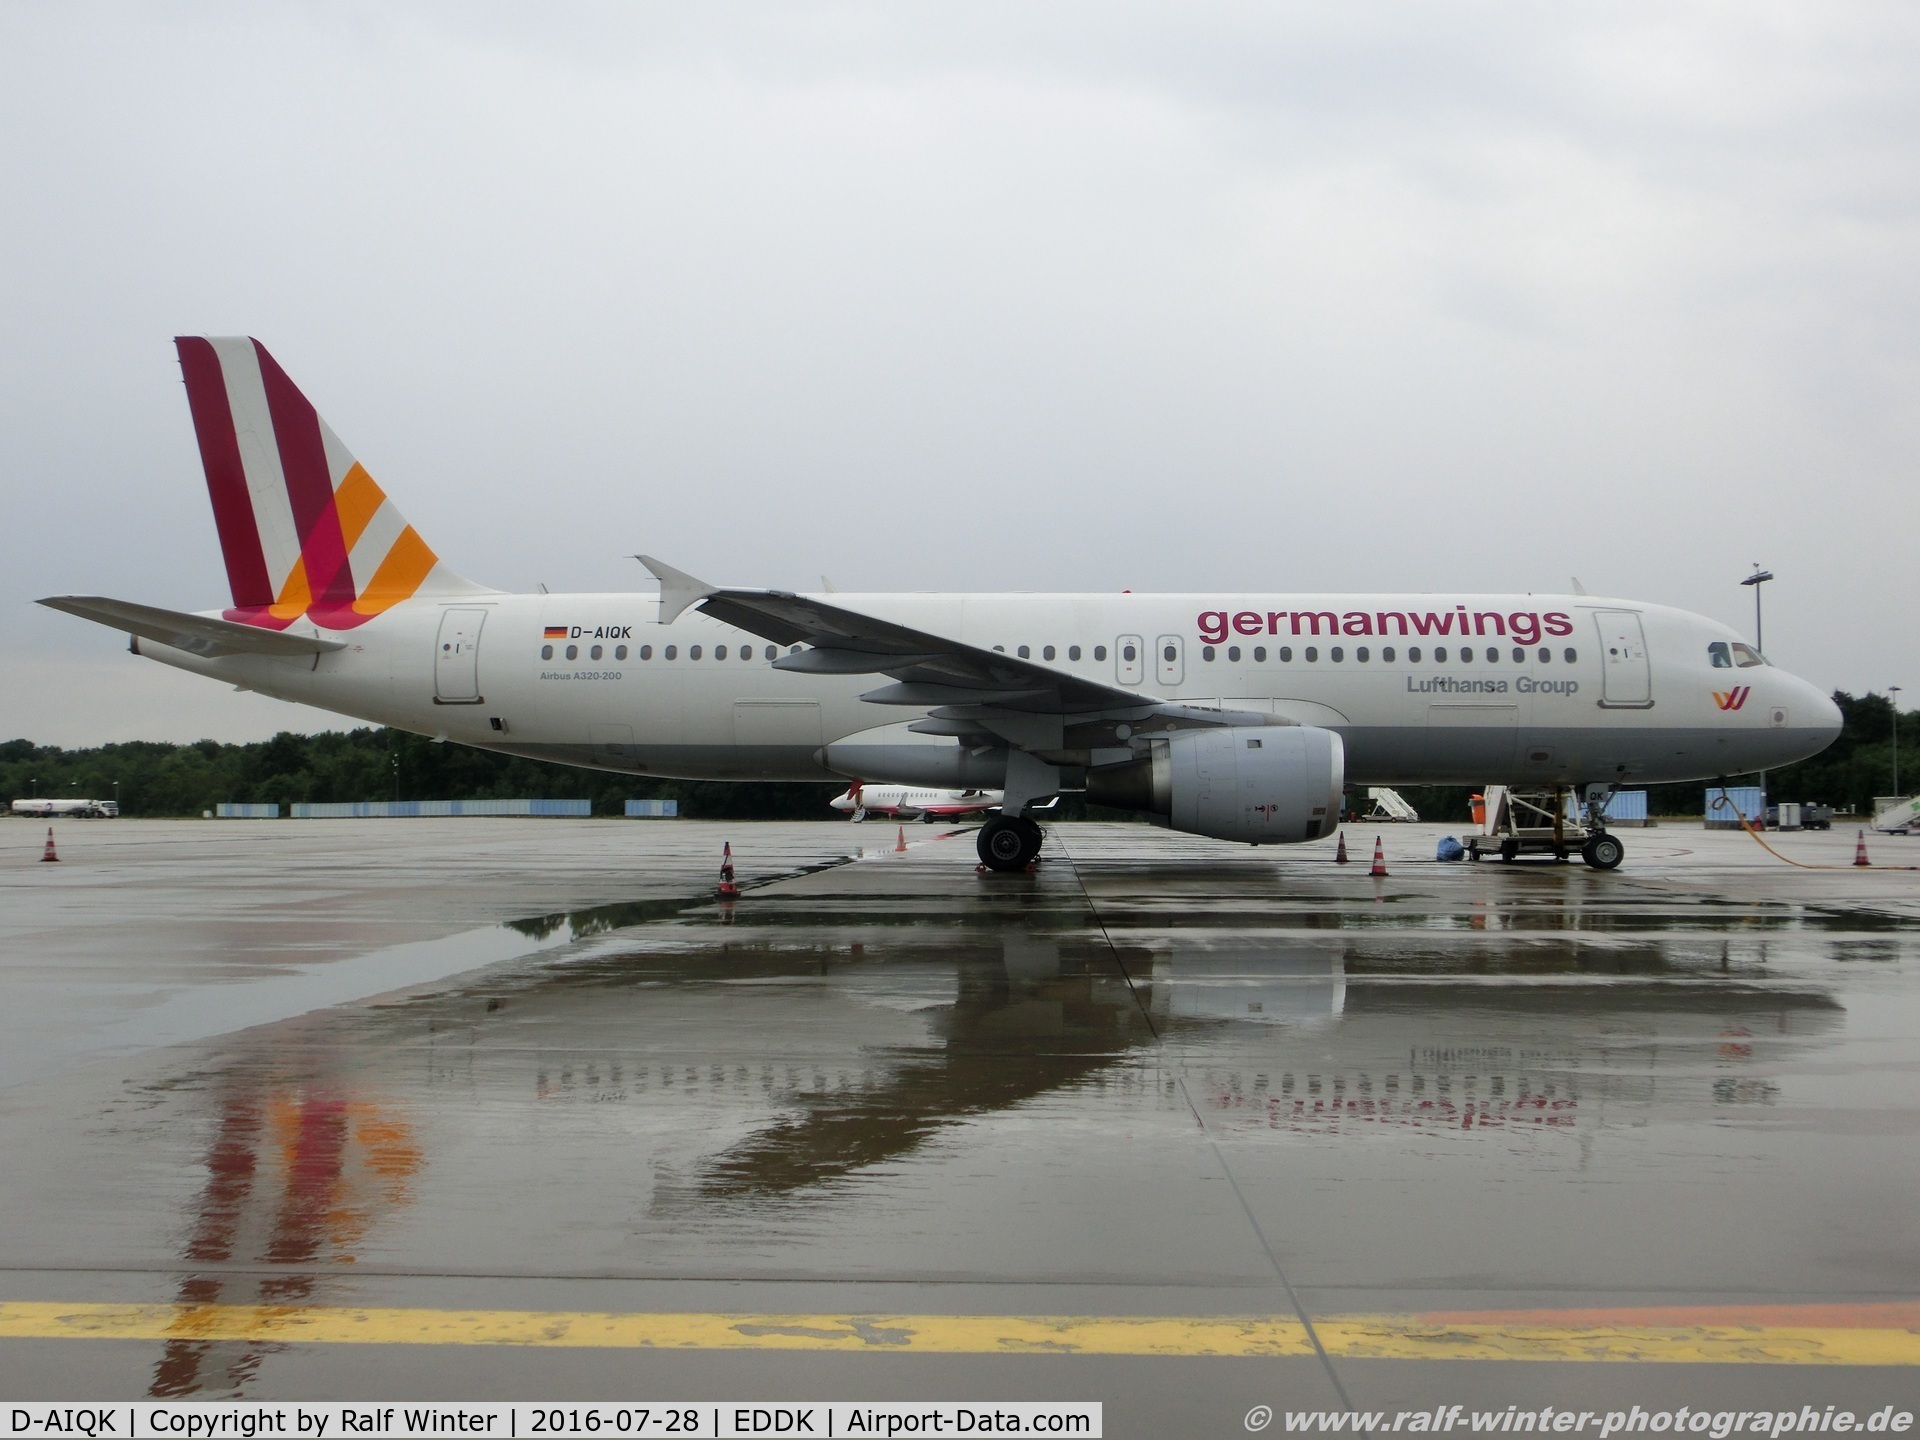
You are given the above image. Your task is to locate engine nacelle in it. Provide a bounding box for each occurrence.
[1085,726,1344,844]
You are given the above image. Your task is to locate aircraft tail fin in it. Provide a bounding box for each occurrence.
[173,337,488,630]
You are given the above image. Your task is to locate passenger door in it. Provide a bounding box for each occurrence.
[1116,635,1144,686]
[434,607,486,703]
[1155,634,1184,688]
[1594,610,1653,708]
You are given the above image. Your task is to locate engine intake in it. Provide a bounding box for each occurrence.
[1085,726,1344,844]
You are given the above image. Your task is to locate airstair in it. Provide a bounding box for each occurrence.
[1363,787,1420,823]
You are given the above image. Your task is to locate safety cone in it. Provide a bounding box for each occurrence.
[896,826,908,853]
[39,827,59,863]
[1334,831,1349,863]
[1855,830,1872,868]
[1368,835,1388,878]
[717,841,740,899]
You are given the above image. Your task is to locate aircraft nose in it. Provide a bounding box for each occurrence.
[1810,684,1843,742]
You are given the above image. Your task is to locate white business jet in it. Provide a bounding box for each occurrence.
[41,339,1841,873]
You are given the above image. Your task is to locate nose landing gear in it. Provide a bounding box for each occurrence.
[977,814,1044,872]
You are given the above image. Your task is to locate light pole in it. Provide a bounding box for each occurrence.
[1742,565,1775,807]
[1741,565,1774,653]
[1893,686,1904,799]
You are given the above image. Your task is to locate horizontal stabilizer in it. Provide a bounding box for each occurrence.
[38,596,347,658]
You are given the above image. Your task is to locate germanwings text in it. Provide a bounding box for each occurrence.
[1198,609,1574,646]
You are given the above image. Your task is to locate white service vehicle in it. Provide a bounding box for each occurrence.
[41,338,1843,872]
[10,799,118,818]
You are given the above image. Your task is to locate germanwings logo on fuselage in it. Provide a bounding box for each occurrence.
[1714,687,1751,711]
[1197,606,1575,645]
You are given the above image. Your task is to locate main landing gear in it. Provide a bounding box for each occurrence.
[977,814,1044,873]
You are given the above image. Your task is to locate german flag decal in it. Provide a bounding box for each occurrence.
[544,626,568,639]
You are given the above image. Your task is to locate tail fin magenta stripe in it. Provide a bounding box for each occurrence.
[255,342,355,612]
[175,337,272,609]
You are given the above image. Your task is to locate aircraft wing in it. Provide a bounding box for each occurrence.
[38,596,348,658]
[639,555,1153,715]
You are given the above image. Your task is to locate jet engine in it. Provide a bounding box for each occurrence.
[1084,726,1344,844]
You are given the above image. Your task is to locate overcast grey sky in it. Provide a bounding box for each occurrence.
[3,2,1916,744]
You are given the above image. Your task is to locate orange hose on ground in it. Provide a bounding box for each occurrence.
[1707,794,1920,871]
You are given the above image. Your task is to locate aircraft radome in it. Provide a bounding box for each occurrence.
[41,338,1842,872]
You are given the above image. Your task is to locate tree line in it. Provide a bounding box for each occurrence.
[1,690,1908,821]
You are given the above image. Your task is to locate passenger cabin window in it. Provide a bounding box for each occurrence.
[615,645,628,660]
[1043,644,1056,661]
[1122,643,1137,662]
[1279,647,1293,662]
[1305,647,1318,662]
[1202,645,1216,661]
[689,645,702,660]
[1537,647,1550,663]
[664,645,677,660]
[1729,642,1766,668]
[1331,647,1344,662]
[1356,647,1369,662]
[1069,645,1082,661]
[1433,646,1447,662]
[1254,646,1267,662]
[1093,645,1107,661]
[565,644,578,660]
[741,645,753,660]
[1382,646,1395,662]
[1227,645,1241,662]
[640,645,652,660]
[1511,647,1524,663]
[1408,647,1421,662]
[1563,647,1577,663]
[590,644,603,660]
[1485,647,1498,663]
[1018,645,1030,659]
[714,645,727,660]
[541,644,553,660]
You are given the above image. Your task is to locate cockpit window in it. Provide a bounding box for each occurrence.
[1729,642,1767,668]
[1708,641,1733,669]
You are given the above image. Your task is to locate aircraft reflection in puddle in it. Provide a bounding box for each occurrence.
[148,1066,420,1398]
[143,914,1844,1390]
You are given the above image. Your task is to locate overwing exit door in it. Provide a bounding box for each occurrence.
[434,608,486,703]
[1116,635,1144,685]
[1594,610,1652,708]
[1155,634,1184,687]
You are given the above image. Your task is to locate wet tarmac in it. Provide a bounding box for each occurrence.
[3,817,1919,1429]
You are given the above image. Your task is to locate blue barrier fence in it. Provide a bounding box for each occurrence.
[289,799,592,819]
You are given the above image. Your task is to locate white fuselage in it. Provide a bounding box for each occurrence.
[132,590,1841,791]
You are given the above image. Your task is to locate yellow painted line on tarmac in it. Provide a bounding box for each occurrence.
[0,1302,1915,1364]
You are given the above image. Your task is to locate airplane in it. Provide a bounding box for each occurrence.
[39,338,1843,874]
[829,782,1004,822]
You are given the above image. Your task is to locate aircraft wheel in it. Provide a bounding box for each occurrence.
[1582,833,1625,870]
[921,813,939,823]
[978,816,1031,872]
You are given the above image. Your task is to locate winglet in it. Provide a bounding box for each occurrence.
[635,555,718,623]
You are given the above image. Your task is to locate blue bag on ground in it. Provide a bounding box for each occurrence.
[1435,835,1465,862]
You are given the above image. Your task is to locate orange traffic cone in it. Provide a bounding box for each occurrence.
[717,841,740,898]
[1334,831,1349,863]
[1855,830,1871,868]
[39,827,59,863]
[1368,835,1388,878]
[896,826,908,853]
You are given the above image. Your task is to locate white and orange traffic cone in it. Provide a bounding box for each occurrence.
[1334,831,1349,863]
[896,826,908,853]
[39,828,58,863]
[718,841,740,899]
[1855,830,1871,868]
[1368,835,1388,878]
